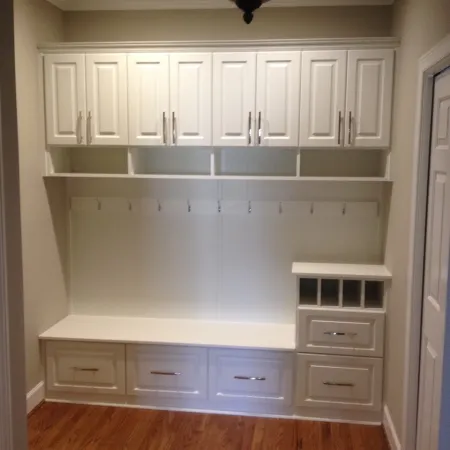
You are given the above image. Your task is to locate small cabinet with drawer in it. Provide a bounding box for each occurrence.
[45,341,126,395]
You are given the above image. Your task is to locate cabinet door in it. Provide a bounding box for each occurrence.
[170,53,212,146]
[86,54,128,146]
[213,53,256,147]
[346,50,394,148]
[256,52,301,147]
[44,54,86,146]
[128,54,170,147]
[299,51,347,148]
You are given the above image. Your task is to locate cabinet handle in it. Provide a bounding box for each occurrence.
[151,371,181,376]
[258,112,262,146]
[324,331,357,337]
[248,111,252,145]
[172,112,177,145]
[77,111,83,144]
[348,111,353,146]
[323,381,355,387]
[72,367,99,372]
[337,111,342,146]
[163,112,167,145]
[234,376,266,381]
[87,111,93,145]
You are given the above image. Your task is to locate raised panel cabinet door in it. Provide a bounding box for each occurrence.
[299,51,347,148]
[213,52,256,147]
[86,54,128,146]
[256,52,301,147]
[170,53,212,146]
[346,50,394,148]
[128,54,170,147]
[44,54,86,146]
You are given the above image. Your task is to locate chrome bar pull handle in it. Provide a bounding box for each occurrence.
[77,111,83,144]
[72,367,99,372]
[324,331,357,337]
[248,111,252,145]
[163,112,167,145]
[87,111,93,145]
[348,111,353,146]
[151,371,181,376]
[258,112,262,146]
[172,112,177,145]
[234,376,266,381]
[337,111,342,146]
[323,381,355,387]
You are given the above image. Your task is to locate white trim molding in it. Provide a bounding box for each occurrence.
[402,33,450,450]
[27,382,45,415]
[384,405,402,450]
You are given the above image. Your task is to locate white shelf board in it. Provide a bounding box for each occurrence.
[44,173,392,183]
[39,315,296,351]
[292,262,392,280]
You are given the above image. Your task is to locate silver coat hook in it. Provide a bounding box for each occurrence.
[342,203,347,215]
[218,200,221,214]
[128,200,132,212]
[97,198,101,211]
[248,201,252,214]
[279,202,283,214]
[158,201,162,212]
[310,202,314,215]
[188,200,191,213]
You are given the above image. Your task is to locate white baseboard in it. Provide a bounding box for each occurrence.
[27,381,45,414]
[383,405,402,450]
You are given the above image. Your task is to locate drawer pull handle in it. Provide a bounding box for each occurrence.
[324,331,357,337]
[323,382,355,387]
[151,371,181,376]
[72,367,99,372]
[234,376,266,381]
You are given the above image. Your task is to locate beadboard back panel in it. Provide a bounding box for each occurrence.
[67,179,385,323]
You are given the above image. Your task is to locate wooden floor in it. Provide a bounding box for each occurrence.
[28,402,390,450]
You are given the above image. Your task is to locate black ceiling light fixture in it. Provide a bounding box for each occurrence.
[231,0,270,24]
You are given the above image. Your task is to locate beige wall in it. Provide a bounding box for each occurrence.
[63,6,393,42]
[384,0,450,440]
[14,0,69,393]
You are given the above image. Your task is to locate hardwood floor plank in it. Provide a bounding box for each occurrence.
[28,403,390,450]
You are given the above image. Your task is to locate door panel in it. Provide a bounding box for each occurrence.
[299,51,347,148]
[170,53,212,146]
[86,54,128,146]
[256,52,300,147]
[213,53,256,147]
[44,54,86,146]
[417,70,450,450]
[346,50,394,148]
[128,54,170,147]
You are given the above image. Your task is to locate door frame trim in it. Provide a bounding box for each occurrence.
[403,33,450,450]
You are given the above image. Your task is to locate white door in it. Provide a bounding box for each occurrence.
[44,54,86,146]
[417,70,450,450]
[256,52,301,147]
[213,52,256,147]
[299,51,347,148]
[128,54,170,147]
[170,53,212,146]
[86,54,128,146]
[346,50,394,148]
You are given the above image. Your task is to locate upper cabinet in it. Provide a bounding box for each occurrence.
[346,50,394,148]
[300,49,394,149]
[44,54,86,146]
[256,52,301,147]
[170,53,212,146]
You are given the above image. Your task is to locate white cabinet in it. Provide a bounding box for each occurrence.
[346,50,394,148]
[44,54,86,146]
[213,53,256,147]
[299,51,347,148]
[128,54,170,147]
[86,54,129,146]
[256,52,301,147]
[170,53,212,146]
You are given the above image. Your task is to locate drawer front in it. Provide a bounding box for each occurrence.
[209,349,293,409]
[46,341,126,395]
[296,353,382,412]
[297,308,385,357]
[127,345,208,400]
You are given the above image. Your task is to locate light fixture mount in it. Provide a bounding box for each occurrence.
[231,0,270,24]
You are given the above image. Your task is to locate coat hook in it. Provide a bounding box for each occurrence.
[248,201,252,214]
[188,200,191,213]
[128,200,132,212]
[310,202,314,215]
[158,201,162,212]
[218,200,222,214]
[279,202,283,215]
[342,203,347,215]
[97,198,101,211]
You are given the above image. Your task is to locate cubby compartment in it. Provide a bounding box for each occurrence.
[299,278,319,306]
[342,280,362,308]
[364,281,385,309]
[320,279,340,307]
[215,147,297,177]
[130,148,211,175]
[48,147,129,175]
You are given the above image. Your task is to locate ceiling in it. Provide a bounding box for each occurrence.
[46,0,395,12]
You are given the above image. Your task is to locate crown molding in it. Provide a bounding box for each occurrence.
[38,37,400,52]
[46,0,394,12]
